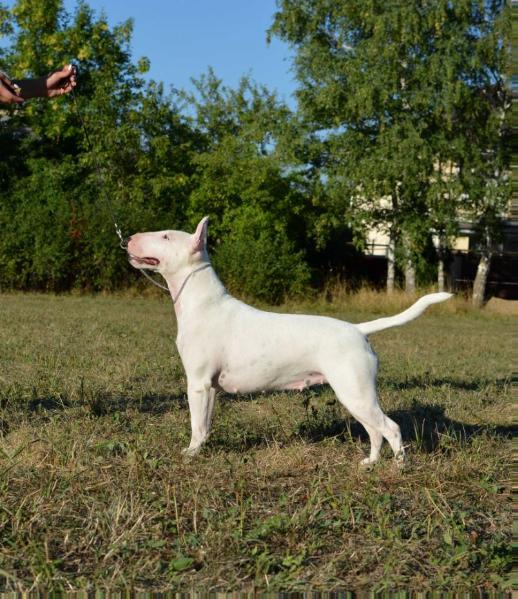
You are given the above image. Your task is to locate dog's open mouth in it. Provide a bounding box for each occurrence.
[128,253,160,267]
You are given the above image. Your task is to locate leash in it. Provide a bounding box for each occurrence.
[169,263,210,304]
[70,86,125,247]
[132,262,170,293]
[69,67,169,293]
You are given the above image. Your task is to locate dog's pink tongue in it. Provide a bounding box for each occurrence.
[142,257,159,266]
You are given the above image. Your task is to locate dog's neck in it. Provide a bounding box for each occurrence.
[163,261,226,321]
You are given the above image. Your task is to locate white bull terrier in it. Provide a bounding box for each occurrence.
[127,217,451,464]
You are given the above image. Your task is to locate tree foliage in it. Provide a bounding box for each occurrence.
[269,0,510,286]
[0,0,200,290]
[0,1,315,300]
[0,0,511,302]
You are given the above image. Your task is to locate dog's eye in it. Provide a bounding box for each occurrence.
[162,234,169,241]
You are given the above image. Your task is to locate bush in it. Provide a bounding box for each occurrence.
[211,206,311,303]
[0,159,75,291]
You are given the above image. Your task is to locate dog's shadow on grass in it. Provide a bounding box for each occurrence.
[380,375,509,393]
[85,392,186,416]
[297,400,512,453]
[293,373,511,452]
[18,374,511,454]
[25,391,186,417]
[1,392,185,435]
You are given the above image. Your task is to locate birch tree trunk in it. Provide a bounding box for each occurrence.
[386,236,395,294]
[437,257,445,292]
[402,230,416,294]
[405,259,416,294]
[436,234,446,292]
[472,254,491,308]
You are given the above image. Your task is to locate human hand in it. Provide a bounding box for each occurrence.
[44,64,77,98]
[0,70,23,104]
[7,64,77,101]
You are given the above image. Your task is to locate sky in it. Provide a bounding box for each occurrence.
[54,0,298,106]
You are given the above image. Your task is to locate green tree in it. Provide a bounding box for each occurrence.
[269,0,510,296]
[184,69,312,301]
[0,0,199,290]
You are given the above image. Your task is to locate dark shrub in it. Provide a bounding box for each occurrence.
[212,205,311,304]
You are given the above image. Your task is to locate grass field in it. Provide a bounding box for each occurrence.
[0,292,511,592]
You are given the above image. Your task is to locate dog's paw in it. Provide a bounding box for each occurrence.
[359,456,377,469]
[394,451,407,470]
[181,446,201,461]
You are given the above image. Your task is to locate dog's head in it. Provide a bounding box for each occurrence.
[127,216,209,276]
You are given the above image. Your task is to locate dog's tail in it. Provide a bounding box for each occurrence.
[356,292,453,336]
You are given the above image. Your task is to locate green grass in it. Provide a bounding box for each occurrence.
[0,292,511,592]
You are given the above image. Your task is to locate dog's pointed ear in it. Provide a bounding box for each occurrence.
[191,216,209,254]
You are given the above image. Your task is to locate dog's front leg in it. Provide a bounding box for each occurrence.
[206,386,216,432]
[182,380,215,457]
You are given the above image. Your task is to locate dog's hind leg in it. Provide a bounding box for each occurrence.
[325,357,404,465]
[356,411,404,466]
[358,422,384,465]
[183,379,215,457]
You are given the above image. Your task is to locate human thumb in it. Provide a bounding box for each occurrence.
[48,64,73,84]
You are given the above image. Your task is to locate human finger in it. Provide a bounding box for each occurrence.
[47,64,75,88]
[47,77,77,97]
[0,71,22,96]
[0,81,24,104]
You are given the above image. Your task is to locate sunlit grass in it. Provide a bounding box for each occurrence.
[0,292,511,592]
